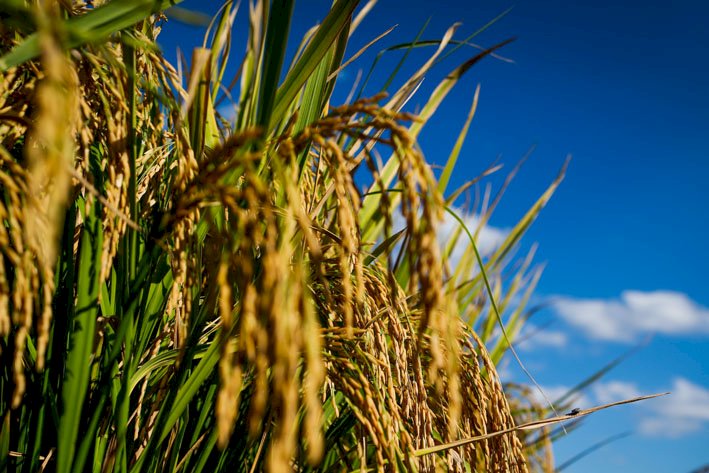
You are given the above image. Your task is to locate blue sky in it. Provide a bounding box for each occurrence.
[159,1,709,471]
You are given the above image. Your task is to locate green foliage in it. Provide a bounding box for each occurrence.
[0,1,573,472]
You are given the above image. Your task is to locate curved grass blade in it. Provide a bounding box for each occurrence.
[364,228,405,266]
[326,25,396,83]
[435,7,514,65]
[56,200,103,473]
[554,339,649,407]
[256,0,295,129]
[130,339,221,473]
[359,39,514,242]
[129,346,209,392]
[0,0,186,71]
[414,393,668,457]
[294,14,352,175]
[437,84,480,194]
[443,202,564,424]
[269,0,359,130]
[356,18,429,101]
[556,431,632,472]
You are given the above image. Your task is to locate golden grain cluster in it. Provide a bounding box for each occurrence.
[0,1,566,472]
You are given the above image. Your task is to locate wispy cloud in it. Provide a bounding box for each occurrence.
[592,380,642,405]
[551,290,709,342]
[516,323,568,350]
[511,377,709,438]
[528,384,590,409]
[516,377,709,438]
[392,207,509,264]
[216,103,238,122]
[638,378,709,437]
[437,210,509,261]
[585,378,709,438]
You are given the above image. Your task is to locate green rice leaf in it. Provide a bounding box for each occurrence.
[57,200,103,473]
[269,0,358,130]
[0,0,186,70]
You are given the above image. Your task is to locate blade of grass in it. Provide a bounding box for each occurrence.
[0,0,187,70]
[435,7,514,65]
[269,0,359,130]
[359,39,514,242]
[554,339,649,407]
[326,25,396,83]
[437,84,480,194]
[384,21,461,111]
[556,432,632,472]
[414,393,668,456]
[56,199,103,473]
[130,338,221,473]
[443,201,565,427]
[488,156,569,265]
[294,16,352,177]
[0,413,9,471]
[256,0,295,129]
[356,18,429,100]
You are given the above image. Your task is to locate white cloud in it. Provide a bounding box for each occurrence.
[496,359,513,381]
[436,210,508,263]
[216,103,238,122]
[510,377,709,439]
[592,380,642,405]
[516,324,568,350]
[390,207,509,269]
[638,378,709,437]
[552,290,709,342]
[528,384,590,410]
[638,417,703,438]
[587,378,709,438]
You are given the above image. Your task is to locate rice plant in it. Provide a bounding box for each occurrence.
[0,1,576,471]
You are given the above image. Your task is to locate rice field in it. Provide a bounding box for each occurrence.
[0,1,655,472]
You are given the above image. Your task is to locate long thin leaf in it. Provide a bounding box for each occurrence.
[56,200,103,473]
[269,0,358,130]
[437,84,480,194]
[0,0,186,70]
[257,0,296,128]
[414,393,668,457]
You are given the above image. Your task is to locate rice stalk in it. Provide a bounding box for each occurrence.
[0,2,619,472]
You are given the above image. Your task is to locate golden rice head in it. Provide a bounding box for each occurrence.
[273,131,330,466]
[321,261,482,472]
[363,265,435,470]
[312,134,362,336]
[23,2,80,375]
[164,94,528,472]
[504,383,556,473]
[74,35,178,283]
[100,95,130,283]
[0,150,36,407]
[321,96,450,353]
[291,97,475,470]
[301,286,325,465]
[0,66,32,151]
[301,98,526,471]
[215,260,244,447]
[162,125,219,349]
[67,46,127,283]
[468,330,529,472]
[164,128,328,470]
[365,101,463,439]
